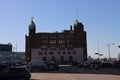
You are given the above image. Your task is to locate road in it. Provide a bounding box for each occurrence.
[30,65,120,80]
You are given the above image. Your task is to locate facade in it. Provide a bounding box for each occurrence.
[0,43,12,52]
[0,52,25,63]
[0,43,25,63]
[25,18,87,64]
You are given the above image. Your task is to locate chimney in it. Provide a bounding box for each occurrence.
[70,25,72,31]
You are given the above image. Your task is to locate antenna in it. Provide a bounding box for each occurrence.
[97,40,100,53]
[31,16,34,21]
[76,8,78,20]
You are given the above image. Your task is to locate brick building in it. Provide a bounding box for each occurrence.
[25,18,87,64]
[0,43,12,52]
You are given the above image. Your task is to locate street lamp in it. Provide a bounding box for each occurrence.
[118,45,120,60]
[106,43,114,61]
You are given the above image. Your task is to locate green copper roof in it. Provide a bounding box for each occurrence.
[29,19,36,30]
[74,19,79,27]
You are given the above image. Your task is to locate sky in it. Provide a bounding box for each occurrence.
[0,0,120,59]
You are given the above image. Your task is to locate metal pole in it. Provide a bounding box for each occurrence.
[107,43,114,61]
[107,44,111,61]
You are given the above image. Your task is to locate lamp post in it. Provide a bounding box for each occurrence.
[107,44,114,61]
[118,45,120,60]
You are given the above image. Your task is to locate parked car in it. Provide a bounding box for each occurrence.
[88,62,101,69]
[83,61,91,68]
[27,61,48,72]
[46,62,59,70]
[0,66,31,80]
[3,61,21,67]
[0,64,9,72]
[78,63,84,68]
[112,61,120,69]
[71,61,78,66]
[101,62,112,68]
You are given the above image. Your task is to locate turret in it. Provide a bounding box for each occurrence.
[74,19,84,47]
[74,19,84,32]
[29,17,36,36]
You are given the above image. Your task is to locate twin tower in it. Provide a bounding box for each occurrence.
[25,18,87,63]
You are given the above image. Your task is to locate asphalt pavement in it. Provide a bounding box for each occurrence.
[30,65,120,80]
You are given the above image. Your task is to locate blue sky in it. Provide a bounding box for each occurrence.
[0,0,120,58]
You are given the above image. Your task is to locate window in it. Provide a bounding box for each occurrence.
[67,40,69,44]
[51,56,55,61]
[67,45,73,50]
[58,51,61,55]
[59,45,65,50]
[67,34,70,38]
[50,46,56,50]
[41,46,47,51]
[58,34,64,38]
[43,57,46,61]
[41,34,48,38]
[49,34,55,39]
[62,51,66,55]
[44,52,47,55]
[49,52,54,55]
[60,56,64,61]
[73,51,76,54]
[69,56,73,61]
[39,52,43,55]
[58,40,65,44]
[68,51,71,54]
[50,40,56,44]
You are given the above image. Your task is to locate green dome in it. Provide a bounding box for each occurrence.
[29,20,36,30]
[74,19,79,27]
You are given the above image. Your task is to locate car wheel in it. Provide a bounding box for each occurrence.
[49,65,54,70]
[24,78,30,80]
[19,77,25,80]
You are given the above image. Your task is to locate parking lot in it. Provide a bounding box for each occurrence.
[30,65,120,80]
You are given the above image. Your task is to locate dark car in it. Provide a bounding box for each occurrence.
[0,66,31,80]
[46,62,59,70]
[101,62,112,68]
[78,63,84,68]
[112,61,120,69]
[3,61,19,67]
[88,62,101,69]
[0,64,9,72]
